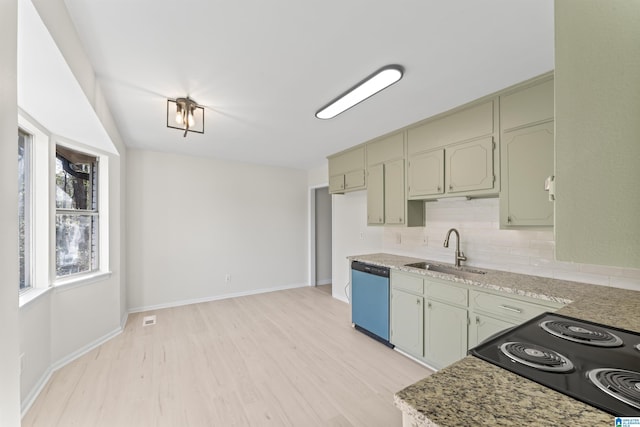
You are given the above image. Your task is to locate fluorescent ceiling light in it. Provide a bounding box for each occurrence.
[315,65,404,119]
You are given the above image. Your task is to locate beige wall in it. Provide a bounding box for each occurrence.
[127,150,309,311]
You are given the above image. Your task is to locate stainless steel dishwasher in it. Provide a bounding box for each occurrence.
[351,261,393,347]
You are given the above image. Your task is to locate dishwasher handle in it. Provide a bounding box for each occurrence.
[351,261,390,278]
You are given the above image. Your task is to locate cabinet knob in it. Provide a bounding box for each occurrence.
[449,185,453,190]
[475,316,480,324]
[507,216,512,224]
[379,217,382,222]
[437,186,441,192]
[416,298,421,305]
[399,217,402,222]
[427,302,432,308]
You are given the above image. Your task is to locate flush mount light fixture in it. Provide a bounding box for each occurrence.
[167,97,205,137]
[315,65,404,120]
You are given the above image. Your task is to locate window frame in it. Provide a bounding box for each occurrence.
[52,137,110,288]
[17,112,112,307]
[18,128,33,293]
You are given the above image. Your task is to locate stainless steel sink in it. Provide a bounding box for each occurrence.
[405,262,487,276]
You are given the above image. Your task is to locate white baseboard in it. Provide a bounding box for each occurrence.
[393,348,438,372]
[21,324,125,418]
[127,282,308,314]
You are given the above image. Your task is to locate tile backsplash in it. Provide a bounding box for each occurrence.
[381,198,640,291]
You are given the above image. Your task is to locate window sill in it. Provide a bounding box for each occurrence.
[54,270,113,292]
[19,287,52,308]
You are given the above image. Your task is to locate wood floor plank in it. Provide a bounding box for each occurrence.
[22,286,432,426]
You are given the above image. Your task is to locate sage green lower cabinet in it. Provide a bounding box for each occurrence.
[468,313,515,349]
[390,288,424,358]
[424,299,468,369]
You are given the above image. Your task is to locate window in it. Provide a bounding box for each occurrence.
[55,146,99,278]
[18,130,32,291]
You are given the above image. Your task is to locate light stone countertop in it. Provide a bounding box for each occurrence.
[347,253,640,426]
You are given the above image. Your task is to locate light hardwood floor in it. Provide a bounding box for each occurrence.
[23,286,432,427]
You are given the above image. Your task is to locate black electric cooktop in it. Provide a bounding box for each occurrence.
[470,312,640,416]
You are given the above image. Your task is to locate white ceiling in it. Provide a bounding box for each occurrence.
[63,0,554,170]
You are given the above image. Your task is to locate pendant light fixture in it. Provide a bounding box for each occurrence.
[166,97,205,137]
[315,65,404,120]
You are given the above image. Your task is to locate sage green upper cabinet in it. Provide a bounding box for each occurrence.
[500,122,554,227]
[446,137,495,194]
[555,1,640,268]
[384,159,405,224]
[407,149,444,198]
[328,146,366,194]
[366,133,412,226]
[500,76,555,228]
[366,163,384,224]
[407,99,498,200]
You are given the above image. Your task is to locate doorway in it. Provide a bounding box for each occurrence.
[310,186,332,295]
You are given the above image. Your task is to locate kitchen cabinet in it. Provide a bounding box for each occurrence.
[391,271,470,369]
[468,289,563,348]
[366,163,384,224]
[366,133,419,226]
[407,148,444,198]
[500,122,554,227]
[328,146,365,194]
[390,270,424,357]
[390,288,424,357]
[424,300,468,368]
[555,1,640,269]
[445,137,495,194]
[468,313,514,349]
[423,278,469,369]
[407,99,498,200]
[499,75,554,228]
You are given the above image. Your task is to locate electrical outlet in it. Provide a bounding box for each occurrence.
[225,274,231,283]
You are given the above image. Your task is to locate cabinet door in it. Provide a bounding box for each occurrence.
[468,313,515,349]
[329,174,345,193]
[446,137,495,194]
[345,169,365,191]
[384,159,405,224]
[424,300,468,369]
[407,149,444,198]
[391,289,424,357]
[367,164,384,225]
[500,121,554,227]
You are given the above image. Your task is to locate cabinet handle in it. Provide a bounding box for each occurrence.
[498,304,522,314]
[416,298,421,305]
[427,302,432,308]
[399,217,402,222]
[379,217,382,222]
[449,185,453,190]
[476,316,480,324]
[437,186,441,192]
[507,216,512,224]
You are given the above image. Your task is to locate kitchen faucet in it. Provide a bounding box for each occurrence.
[444,228,467,267]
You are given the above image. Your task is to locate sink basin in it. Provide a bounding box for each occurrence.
[405,262,487,276]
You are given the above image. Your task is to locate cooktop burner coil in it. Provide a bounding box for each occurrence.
[499,342,574,372]
[539,320,623,347]
[588,368,640,410]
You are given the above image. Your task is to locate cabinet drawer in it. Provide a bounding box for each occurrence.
[470,290,551,322]
[392,272,424,295]
[425,279,468,306]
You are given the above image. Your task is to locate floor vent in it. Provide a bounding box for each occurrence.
[142,315,157,326]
